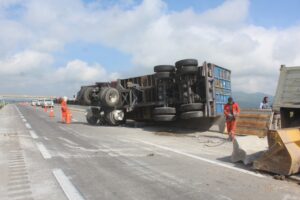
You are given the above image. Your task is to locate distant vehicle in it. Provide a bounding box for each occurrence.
[31,100,38,106]
[80,58,232,126]
[41,99,54,108]
[36,100,42,106]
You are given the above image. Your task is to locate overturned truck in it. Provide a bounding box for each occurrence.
[80,59,231,126]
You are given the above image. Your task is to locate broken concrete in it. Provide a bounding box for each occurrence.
[231,135,268,165]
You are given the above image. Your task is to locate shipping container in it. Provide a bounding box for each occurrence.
[212,65,232,115]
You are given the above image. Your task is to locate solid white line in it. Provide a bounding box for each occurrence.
[137,140,265,178]
[25,123,32,129]
[22,118,27,122]
[29,130,38,139]
[36,142,51,159]
[52,169,85,200]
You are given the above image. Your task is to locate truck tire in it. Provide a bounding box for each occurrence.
[180,111,203,119]
[153,115,176,121]
[86,115,98,125]
[178,66,198,74]
[175,59,198,68]
[180,103,203,112]
[105,110,125,126]
[101,88,120,107]
[155,72,172,79]
[153,107,176,115]
[83,87,93,105]
[106,111,118,126]
[154,65,175,72]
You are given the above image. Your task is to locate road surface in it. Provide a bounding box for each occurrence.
[0,104,299,200]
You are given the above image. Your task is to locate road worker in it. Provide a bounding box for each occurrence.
[259,96,270,109]
[224,97,240,141]
[61,96,68,122]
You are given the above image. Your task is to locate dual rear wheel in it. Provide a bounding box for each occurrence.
[153,107,176,122]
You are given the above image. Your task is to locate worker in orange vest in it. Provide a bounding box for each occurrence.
[224,97,240,141]
[61,96,68,122]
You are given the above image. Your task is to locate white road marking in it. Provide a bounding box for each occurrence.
[72,119,78,122]
[25,123,32,129]
[36,142,51,159]
[52,169,85,200]
[58,137,79,146]
[44,137,50,141]
[22,118,27,122]
[29,130,38,139]
[137,140,265,178]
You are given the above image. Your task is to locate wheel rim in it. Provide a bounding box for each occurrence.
[109,93,118,103]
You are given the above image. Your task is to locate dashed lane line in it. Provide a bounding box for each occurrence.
[36,142,51,159]
[136,140,265,178]
[29,130,38,139]
[25,123,32,129]
[52,169,85,200]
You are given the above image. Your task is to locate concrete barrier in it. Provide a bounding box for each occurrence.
[231,135,268,165]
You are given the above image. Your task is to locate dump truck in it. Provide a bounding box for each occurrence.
[81,59,231,126]
[254,65,300,175]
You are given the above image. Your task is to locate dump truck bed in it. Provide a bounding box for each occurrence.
[273,66,300,111]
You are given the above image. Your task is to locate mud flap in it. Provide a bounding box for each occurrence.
[253,128,300,175]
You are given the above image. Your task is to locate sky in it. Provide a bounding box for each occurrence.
[0,0,300,97]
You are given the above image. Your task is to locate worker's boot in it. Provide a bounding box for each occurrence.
[228,133,232,141]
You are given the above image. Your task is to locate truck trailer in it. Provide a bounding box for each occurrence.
[82,59,231,126]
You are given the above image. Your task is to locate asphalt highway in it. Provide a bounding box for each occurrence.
[0,104,299,200]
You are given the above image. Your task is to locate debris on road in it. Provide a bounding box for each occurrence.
[231,135,268,165]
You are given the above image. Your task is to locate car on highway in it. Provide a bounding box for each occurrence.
[36,100,42,106]
[31,100,38,106]
[41,99,54,108]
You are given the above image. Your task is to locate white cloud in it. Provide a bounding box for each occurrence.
[0,0,300,96]
[54,59,116,82]
[0,50,53,75]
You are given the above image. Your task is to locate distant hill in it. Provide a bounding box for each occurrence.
[232,91,274,109]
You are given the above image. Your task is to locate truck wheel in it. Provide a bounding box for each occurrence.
[86,115,99,125]
[155,72,172,79]
[175,59,198,68]
[105,110,125,126]
[153,107,176,115]
[180,111,203,119]
[102,88,120,107]
[178,66,198,74]
[154,65,175,73]
[106,111,118,126]
[180,103,203,112]
[83,87,93,105]
[99,87,109,102]
[153,115,176,121]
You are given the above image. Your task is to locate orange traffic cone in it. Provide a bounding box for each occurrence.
[49,108,55,117]
[65,110,72,124]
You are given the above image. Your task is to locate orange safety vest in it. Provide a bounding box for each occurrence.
[224,102,240,120]
[61,100,67,112]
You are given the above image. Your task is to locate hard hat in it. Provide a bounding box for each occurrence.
[63,96,68,101]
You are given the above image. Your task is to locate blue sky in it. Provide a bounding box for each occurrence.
[1,0,300,96]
